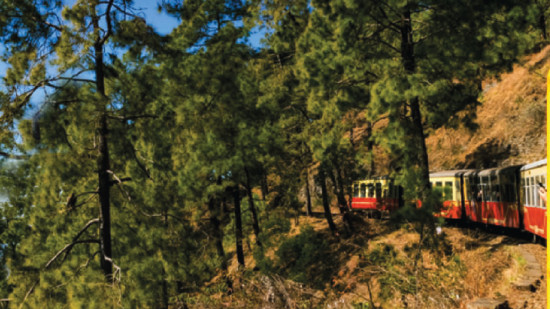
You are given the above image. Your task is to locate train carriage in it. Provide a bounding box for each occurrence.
[350,159,546,240]
[465,166,522,228]
[429,170,471,219]
[351,176,401,215]
[520,159,547,239]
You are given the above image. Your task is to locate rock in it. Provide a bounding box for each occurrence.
[466,298,510,309]
[513,246,542,291]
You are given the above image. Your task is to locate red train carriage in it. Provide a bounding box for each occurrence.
[351,159,546,240]
[464,166,522,228]
[429,170,472,219]
[351,177,401,216]
[520,159,547,239]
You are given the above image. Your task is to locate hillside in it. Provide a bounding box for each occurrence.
[188,215,546,309]
[426,46,549,170]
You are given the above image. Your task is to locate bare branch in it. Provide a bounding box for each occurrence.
[103,255,121,283]
[99,0,115,45]
[72,219,100,244]
[106,170,132,200]
[44,239,99,269]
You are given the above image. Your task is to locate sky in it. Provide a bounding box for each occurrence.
[0,1,266,89]
[132,1,180,35]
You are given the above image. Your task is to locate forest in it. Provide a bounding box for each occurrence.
[0,0,547,307]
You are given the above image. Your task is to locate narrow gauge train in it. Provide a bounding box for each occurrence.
[351,159,547,239]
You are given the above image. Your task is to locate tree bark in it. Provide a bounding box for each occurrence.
[93,6,113,281]
[305,168,313,216]
[208,198,233,292]
[328,167,353,232]
[540,11,547,41]
[400,7,431,201]
[244,168,262,248]
[233,187,245,267]
[318,168,337,234]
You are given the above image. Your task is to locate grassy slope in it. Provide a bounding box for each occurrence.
[188,214,545,309]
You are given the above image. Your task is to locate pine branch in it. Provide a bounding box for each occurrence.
[99,0,115,45]
[107,114,158,122]
[106,170,132,200]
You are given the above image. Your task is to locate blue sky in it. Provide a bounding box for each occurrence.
[0,0,267,120]
[133,1,179,35]
[0,1,266,87]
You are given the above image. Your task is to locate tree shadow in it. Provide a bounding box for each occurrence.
[461,139,517,169]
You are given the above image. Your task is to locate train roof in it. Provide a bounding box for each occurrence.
[429,170,473,178]
[475,165,523,176]
[520,158,547,171]
[354,175,390,181]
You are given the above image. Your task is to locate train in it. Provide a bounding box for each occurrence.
[351,159,547,239]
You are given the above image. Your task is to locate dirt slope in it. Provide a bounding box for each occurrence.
[426,46,549,170]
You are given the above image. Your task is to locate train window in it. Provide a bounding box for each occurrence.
[360,184,366,198]
[542,176,547,209]
[389,183,395,199]
[510,184,517,203]
[491,186,500,202]
[469,182,477,201]
[375,183,382,198]
[501,184,509,202]
[354,184,359,197]
[444,182,453,200]
[455,181,461,202]
[527,177,534,206]
[532,177,537,207]
[524,177,528,205]
[533,176,540,207]
[367,184,374,197]
[478,184,488,202]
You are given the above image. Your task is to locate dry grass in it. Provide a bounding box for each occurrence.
[187,214,546,309]
[427,45,549,170]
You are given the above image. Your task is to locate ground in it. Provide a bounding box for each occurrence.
[187,213,546,309]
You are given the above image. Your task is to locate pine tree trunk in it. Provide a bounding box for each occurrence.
[208,198,233,292]
[400,8,431,202]
[328,167,353,232]
[93,8,113,281]
[318,168,337,234]
[366,121,374,177]
[233,187,245,267]
[244,168,262,248]
[334,161,353,231]
[540,12,547,41]
[305,168,313,216]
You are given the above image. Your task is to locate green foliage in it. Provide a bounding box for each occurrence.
[0,0,545,306]
[262,226,337,288]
